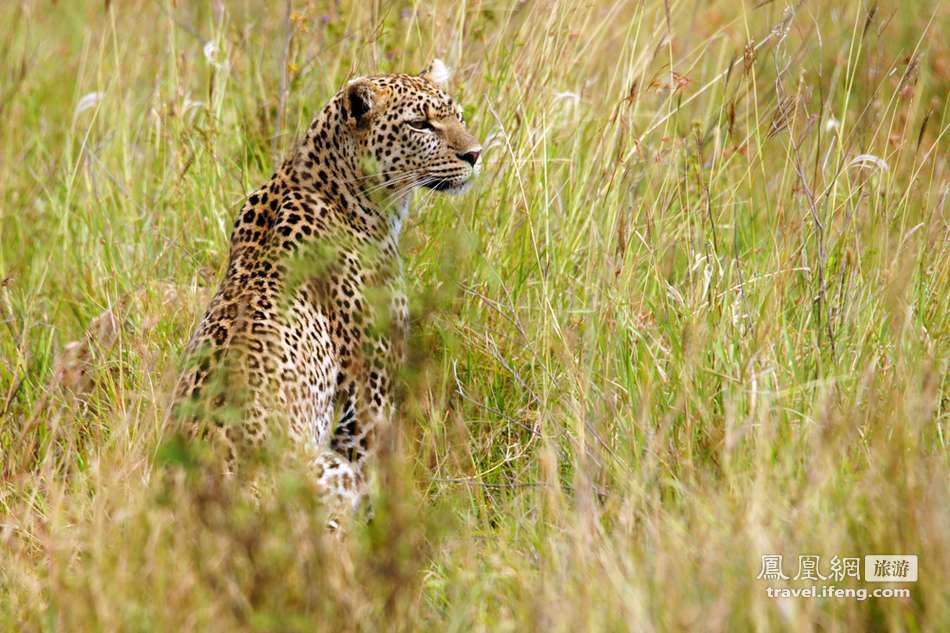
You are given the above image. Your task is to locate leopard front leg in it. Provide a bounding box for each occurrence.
[328,338,397,484]
[310,447,364,531]
[325,280,406,518]
[312,354,393,531]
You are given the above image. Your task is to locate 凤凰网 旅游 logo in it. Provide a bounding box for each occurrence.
[756,554,917,582]
[757,554,916,601]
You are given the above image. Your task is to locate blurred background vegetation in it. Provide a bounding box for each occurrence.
[0,0,947,630]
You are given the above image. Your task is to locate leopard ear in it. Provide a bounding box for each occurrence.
[419,59,450,88]
[344,78,379,128]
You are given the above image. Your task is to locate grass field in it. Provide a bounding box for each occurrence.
[1,0,947,630]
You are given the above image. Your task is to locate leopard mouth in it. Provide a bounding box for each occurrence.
[421,179,456,192]
[421,174,474,194]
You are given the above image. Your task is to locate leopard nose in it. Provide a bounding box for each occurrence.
[458,148,481,167]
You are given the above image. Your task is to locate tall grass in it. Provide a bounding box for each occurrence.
[1,1,947,630]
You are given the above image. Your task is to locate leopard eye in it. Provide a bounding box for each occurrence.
[408,119,435,131]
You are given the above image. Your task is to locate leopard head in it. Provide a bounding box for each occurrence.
[341,60,482,196]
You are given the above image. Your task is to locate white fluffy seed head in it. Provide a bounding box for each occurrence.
[423,59,450,87]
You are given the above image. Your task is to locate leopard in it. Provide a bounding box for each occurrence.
[171,60,481,526]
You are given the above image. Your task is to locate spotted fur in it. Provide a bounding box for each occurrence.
[172,61,481,522]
